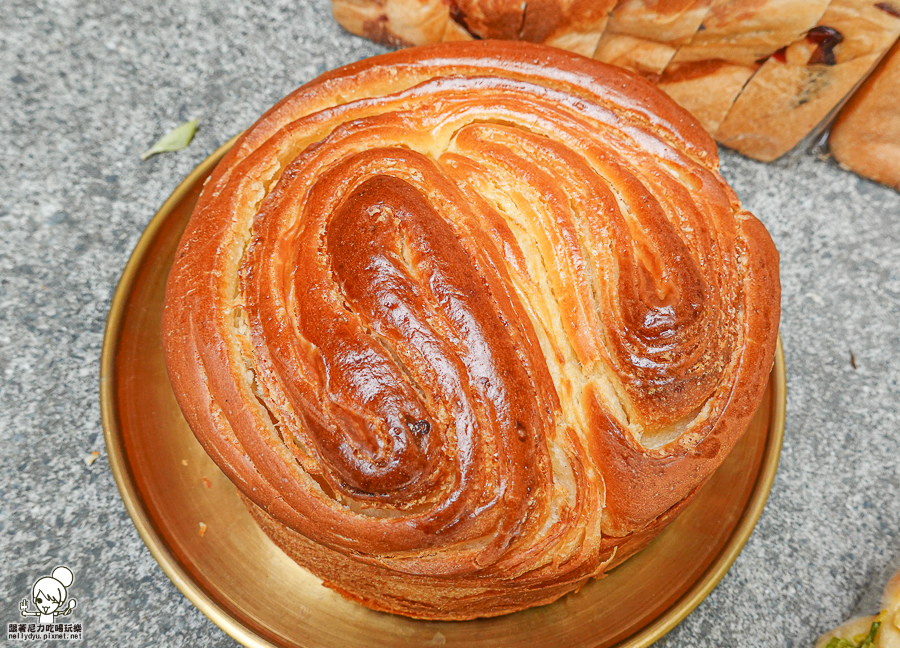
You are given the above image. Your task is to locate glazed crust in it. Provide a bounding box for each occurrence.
[162,40,781,619]
[331,0,900,168]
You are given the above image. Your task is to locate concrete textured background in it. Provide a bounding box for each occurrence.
[1,0,898,646]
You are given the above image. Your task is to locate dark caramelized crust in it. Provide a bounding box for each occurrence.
[162,40,781,620]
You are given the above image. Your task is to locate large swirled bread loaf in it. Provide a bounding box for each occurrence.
[162,41,781,620]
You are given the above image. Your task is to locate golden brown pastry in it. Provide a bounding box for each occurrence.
[815,566,900,647]
[592,0,714,78]
[331,0,618,56]
[162,41,781,620]
[656,0,830,135]
[655,59,757,135]
[716,0,900,161]
[669,0,830,66]
[330,0,900,169]
[829,37,900,189]
[331,0,452,48]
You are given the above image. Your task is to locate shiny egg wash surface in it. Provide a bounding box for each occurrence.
[162,40,780,619]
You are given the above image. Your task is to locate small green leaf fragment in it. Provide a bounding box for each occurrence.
[825,638,854,648]
[825,638,858,648]
[141,119,198,160]
[824,620,882,648]
[857,620,881,647]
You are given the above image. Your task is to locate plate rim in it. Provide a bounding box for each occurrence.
[100,138,786,648]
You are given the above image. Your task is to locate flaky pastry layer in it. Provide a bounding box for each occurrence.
[162,41,781,619]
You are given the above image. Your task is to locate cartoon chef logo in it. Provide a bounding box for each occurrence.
[8,566,82,641]
[20,566,77,623]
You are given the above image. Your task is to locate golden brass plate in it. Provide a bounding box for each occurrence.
[101,139,787,648]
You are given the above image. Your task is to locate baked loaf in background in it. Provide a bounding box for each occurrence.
[162,41,781,619]
[829,38,900,189]
[814,566,900,647]
[332,0,900,163]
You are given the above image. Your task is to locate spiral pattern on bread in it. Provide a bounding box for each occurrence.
[162,41,780,619]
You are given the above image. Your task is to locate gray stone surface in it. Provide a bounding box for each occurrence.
[0,1,897,646]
